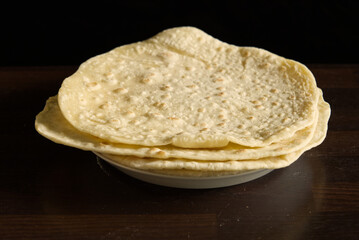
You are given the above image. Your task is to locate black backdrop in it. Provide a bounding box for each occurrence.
[2,0,358,66]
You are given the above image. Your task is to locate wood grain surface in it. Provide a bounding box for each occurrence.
[0,65,358,240]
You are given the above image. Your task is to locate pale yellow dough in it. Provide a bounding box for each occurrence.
[35,27,331,176]
[58,27,319,148]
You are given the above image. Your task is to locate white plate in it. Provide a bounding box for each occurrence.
[94,152,273,189]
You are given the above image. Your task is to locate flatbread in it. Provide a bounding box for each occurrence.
[35,93,320,161]
[58,27,319,148]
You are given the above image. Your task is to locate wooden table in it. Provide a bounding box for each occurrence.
[0,65,358,239]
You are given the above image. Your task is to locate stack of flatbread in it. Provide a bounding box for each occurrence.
[35,27,330,177]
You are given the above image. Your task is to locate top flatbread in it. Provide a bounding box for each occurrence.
[58,27,319,148]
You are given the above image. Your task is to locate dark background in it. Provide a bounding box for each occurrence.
[2,0,359,66]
